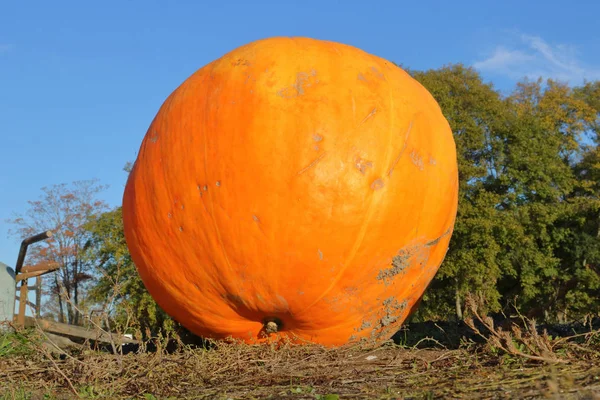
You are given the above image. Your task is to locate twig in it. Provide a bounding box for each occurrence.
[36,342,80,397]
[464,294,569,364]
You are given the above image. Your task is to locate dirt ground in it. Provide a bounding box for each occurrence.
[1,319,599,399]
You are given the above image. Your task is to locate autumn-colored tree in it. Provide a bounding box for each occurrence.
[7,180,108,325]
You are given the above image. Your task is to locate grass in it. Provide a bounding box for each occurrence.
[0,329,41,359]
[0,315,599,399]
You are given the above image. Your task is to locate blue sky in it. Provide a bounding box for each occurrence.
[1,0,599,263]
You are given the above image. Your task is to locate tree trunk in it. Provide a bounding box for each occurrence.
[455,281,463,320]
[66,300,74,325]
[35,276,41,318]
[60,268,74,325]
[73,257,80,326]
[54,274,65,324]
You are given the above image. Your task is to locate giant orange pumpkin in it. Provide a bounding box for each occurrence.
[122,37,458,346]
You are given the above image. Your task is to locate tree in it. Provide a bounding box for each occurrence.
[545,82,600,321]
[409,64,508,319]
[7,180,108,325]
[84,206,174,337]
[407,65,600,322]
[494,79,597,321]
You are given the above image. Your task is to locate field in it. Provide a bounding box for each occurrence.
[1,315,599,400]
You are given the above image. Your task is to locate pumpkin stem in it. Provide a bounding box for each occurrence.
[263,317,282,334]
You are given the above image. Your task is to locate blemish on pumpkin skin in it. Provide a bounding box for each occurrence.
[359,107,377,125]
[357,320,372,332]
[388,120,413,177]
[232,58,250,67]
[370,178,385,190]
[370,66,385,79]
[425,227,453,247]
[318,249,324,260]
[410,150,425,171]
[203,185,208,191]
[244,73,255,85]
[277,70,317,98]
[216,181,221,187]
[377,229,452,285]
[167,212,172,219]
[355,157,373,174]
[149,133,158,143]
[297,152,327,175]
[179,226,183,232]
[381,297,406,326]
[371,297,408,339]
[344,286,359,295]
[313,134,323,151]
[429,156,437,165]
[252,215,260,223]
[377,245,424,285]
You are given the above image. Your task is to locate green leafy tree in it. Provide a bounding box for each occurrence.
[545,81,600,320]
[410,64,507,319]
[494,79,597,320]
[408,66,600,322]
[84,206,175,337]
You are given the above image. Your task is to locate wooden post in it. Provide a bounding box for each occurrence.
[35,276,42,318]
[16,279,28,327]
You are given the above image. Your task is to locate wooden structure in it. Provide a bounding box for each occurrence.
[15,262,59,326]
[7,231,138,346]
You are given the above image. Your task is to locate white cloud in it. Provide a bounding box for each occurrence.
[473,34,600,84]
[473,47,535,70]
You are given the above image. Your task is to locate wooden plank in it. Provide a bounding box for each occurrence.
[21,264,60,274]
[15,286,38,291]
[14,296,36,310]
[15,270,55,282]
[22,316,139,344]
